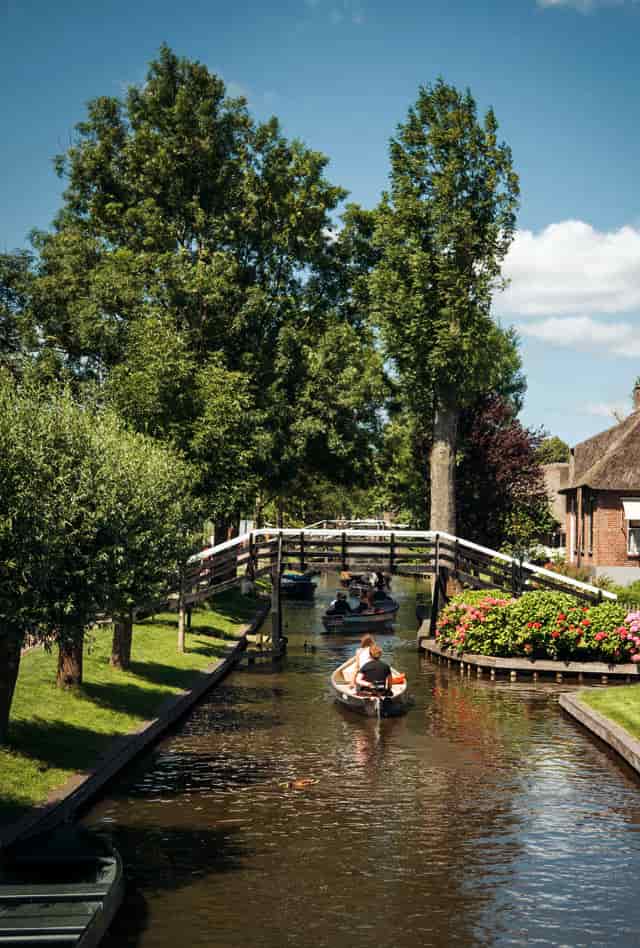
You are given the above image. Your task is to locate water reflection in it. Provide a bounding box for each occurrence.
[88,573,640,948]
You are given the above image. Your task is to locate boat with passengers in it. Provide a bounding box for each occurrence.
[330,656,408,716]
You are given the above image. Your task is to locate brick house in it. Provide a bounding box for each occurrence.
[560,388,640,585]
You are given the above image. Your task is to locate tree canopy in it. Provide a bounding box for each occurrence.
[26,46,383,527]
[369,79,520,533]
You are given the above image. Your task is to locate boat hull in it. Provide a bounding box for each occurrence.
[321,601,398,632]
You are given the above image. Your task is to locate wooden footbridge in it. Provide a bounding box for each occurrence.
[177,527,615,656]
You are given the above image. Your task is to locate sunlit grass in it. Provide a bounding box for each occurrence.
[0,589,261,825]
[580,685,640,741]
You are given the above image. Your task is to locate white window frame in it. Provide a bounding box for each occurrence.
[628,520,640,557]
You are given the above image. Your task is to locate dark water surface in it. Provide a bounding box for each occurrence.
[88,575,640,947]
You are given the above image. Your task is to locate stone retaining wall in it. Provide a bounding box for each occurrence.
[418,621,640,683]
[559,693,640,777]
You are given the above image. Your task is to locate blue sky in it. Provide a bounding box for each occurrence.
[2,0,639,445]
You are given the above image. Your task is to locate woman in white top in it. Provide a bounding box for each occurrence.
[349,634,376,685]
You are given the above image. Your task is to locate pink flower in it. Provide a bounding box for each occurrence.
[632,654,640,663]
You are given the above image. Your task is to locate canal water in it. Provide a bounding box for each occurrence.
[88,575,640,947]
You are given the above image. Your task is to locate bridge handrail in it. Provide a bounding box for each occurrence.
[190,528,616,601]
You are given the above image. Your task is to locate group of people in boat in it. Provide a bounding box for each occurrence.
[350,634,393,694]
[327,575,391,617]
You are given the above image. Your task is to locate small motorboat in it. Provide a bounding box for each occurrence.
[321,597,399,632]
[280,571,316,599]
[0,824,124,947]
[330,656,408,716]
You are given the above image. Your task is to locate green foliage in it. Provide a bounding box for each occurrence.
[436,588,637,664]
[536,436,570,465]
[0,251,34,375]
[0,374,197,674]
[27,45,383,518]
[370,79,520,414]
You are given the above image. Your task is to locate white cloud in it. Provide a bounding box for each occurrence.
[307,0,365,24]
[519,315,640,357]
[584,401,630,419]
[495,220,640,318]
[537,0,636,12]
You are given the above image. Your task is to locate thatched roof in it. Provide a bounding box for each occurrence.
[561,410,640,492]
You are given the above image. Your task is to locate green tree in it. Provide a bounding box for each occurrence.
[93,411,197,670]
[536,435,570,464]
[29,46,378,525]
[370,80,520,533]
[0,377,198,739]
[0,251,33,375]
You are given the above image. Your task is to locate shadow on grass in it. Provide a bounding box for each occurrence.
[125,660,208,693]
[82,679,186,719]
[7,717,122,775]
[95,823,249,948]
[186,642,234,660]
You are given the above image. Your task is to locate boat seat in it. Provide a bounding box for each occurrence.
[0,901,99,919]
[0,884,109,901]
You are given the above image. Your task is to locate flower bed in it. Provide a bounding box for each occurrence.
[436,589,640,664]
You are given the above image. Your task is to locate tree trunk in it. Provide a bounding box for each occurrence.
[57,630,84,688]
[0,626,22,745]
[110,615,133,670]
[178,598,186,654]
[429,400,458,535]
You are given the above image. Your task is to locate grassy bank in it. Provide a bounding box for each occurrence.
[0,589,262,826]
[580,686,640,741]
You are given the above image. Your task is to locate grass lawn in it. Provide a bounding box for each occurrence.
[580,685,640,741]
[0,589,262,827]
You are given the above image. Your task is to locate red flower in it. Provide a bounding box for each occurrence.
[551,630,560,638]
[557,613,566,621]
[581,619,590,627]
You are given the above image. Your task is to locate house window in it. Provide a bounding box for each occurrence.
[623,499,640,557]
[629,523,640,556]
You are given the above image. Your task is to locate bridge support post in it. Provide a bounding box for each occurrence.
[300,531,306,572]
[270,532,285,658]
[429,564,450,639]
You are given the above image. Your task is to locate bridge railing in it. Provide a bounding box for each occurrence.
[184,528,616,605]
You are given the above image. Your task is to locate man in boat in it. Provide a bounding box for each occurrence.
[355,589,375,613]
[328,591,351,615]
[355,643,392,695]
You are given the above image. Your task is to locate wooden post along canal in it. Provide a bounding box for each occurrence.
[270,532,285,658]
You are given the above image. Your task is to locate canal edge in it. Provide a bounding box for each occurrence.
[0,602,270,852]
[558,692,640,777]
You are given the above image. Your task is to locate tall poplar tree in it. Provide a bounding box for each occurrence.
[370,80,519,533]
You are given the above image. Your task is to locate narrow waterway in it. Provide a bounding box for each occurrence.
[88,575,640,948]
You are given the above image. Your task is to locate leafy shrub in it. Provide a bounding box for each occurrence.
[435,588,640,664]
[436,589,514,656]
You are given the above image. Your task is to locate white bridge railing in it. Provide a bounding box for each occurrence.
[188,528,616,603]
